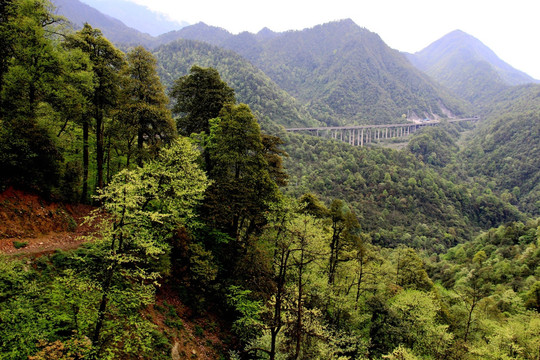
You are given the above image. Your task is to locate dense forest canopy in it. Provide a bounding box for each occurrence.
[0,1,539,359]
[152,39,321,130]
[462,84,540,215]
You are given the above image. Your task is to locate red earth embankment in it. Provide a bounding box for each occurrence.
[0,187,95,255]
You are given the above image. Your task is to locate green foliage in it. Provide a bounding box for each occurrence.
[85,137,208,356]
[116,45,176,165]
[170,65,235,136]
[0,118,62,194]
[284,133,522,252]
[12,240,28,249]
[203,103,279,242]
[390,290,452,357]
[64,23,125,191]
[226,285,263,342]
[408,125,459,167]
[408,30,536,106]
[462,85,540,215]
[383,345,420,360]
[152,39,320,130]
[395,247,433,291]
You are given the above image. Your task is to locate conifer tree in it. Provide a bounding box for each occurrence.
[65,24,124,196]
[117,46,176,166]
[204,103,279,244]
[170,65,235,136]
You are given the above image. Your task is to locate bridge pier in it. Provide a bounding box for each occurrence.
[285,117,479,147]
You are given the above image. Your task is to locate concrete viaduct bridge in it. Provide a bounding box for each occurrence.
[285,117,479,147]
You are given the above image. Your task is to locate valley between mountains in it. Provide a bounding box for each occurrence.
[1,0,539,359]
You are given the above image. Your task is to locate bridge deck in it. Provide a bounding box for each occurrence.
[285,117,479,132]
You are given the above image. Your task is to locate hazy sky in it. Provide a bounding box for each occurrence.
[127,0,540,79]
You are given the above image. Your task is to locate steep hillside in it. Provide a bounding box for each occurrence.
[151,20,469,125]
[51,0,155,47]
[0,188,94,254]
[462,84,540,215]
[408,30,538,105]
[153,39,321,129]
[282,132,522,252]
[223,20,470,125]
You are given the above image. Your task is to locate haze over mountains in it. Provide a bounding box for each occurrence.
[79,0,189,36]
[3,1,540,357]
[406,30,539,105]
[51,0,538,126]
[52,0,155,46]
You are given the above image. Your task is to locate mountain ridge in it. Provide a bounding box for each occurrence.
[407,29,539,105]
[152,39,322,130]
[51,0,155,47]
[78,0,189,36]
[217,19,470,124]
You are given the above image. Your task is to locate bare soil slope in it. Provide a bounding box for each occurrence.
[0,187,94,254]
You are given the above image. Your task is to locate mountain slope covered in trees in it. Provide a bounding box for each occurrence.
[179,20,470,125]
[407,30,539,105]
[281,129,522,253]
[51,0,155,47]
[462,84,540,215]
[153,39,321,129]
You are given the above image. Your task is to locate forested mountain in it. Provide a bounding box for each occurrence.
[282,129,522,253]
[2,1,539,359]
[77,0,188,36]
[51,0,155,47]
[407,30,539,105]
[156,22,234,48]
[179,19,470,125]
[153,39,321,129]
[462,84,540,215]
[51,1,472,126]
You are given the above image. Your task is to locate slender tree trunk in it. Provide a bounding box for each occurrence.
[106,132,111,183]
[93,191,127,353]
[355,256,364,310]
[137,124,143,167]
[82,117,89,203]
[270,248,289,360]
[294,246,305,360]
[96,106,104,190]
[92,263,115,353]
[464,297,477,343]
[328,222,342,285]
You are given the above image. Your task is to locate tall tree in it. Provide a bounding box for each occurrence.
[456,250,491,343]
[0,0,68,193]
[0,0,16,103]
[0,0,62,119]
[258,197,327,360]
[65,24,124,196]
[327,200,359,285]
[117,46,176,166]
[170,65,235,136]
[88,137,209,356]
[204,103,279,244]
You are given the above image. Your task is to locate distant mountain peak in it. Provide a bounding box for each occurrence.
[78,0,188,36]
[408,29,538,104]
[51,0,155,46]
[256,27,278,40]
